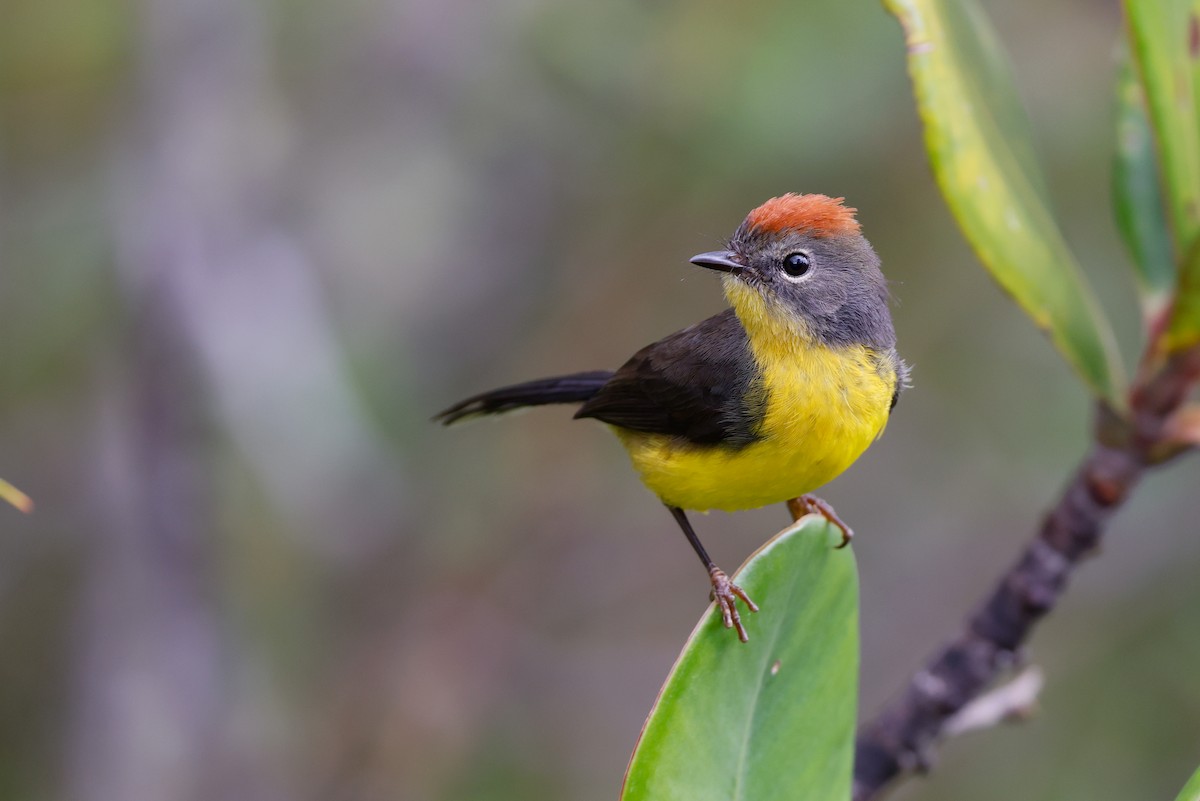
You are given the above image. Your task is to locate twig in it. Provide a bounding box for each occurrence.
[852,347,1200,801]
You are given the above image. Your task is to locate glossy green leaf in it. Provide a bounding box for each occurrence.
[1126,0,1200,348]
[621,517,857,801]
[1113,46,1176,316]
[885,0,1125,404]
[1175,765,1200,801]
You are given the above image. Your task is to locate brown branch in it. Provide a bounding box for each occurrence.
[852,348,1200,801]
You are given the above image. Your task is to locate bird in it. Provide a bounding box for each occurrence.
[435,193,907,641]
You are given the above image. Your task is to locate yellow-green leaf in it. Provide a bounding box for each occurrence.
[622,517,857,801]
[1172,238,1200,348]
[1127,0,1200,348]
[1114,45,1176,317]
[1124,0,1200,254]
[1175,765,1200,801]
[885,0,1125,404]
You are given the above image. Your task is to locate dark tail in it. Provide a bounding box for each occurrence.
[434,370,614,425]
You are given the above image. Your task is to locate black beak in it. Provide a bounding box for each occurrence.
[689,250,743,274]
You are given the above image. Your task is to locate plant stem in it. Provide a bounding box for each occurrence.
[852,348,1200,801]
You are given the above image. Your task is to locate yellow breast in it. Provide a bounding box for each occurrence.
[615,275,897,512]
[616,340,894,511]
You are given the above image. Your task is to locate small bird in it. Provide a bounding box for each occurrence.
[436,194,906,641]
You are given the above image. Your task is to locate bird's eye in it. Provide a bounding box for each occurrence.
[781,252,811,279]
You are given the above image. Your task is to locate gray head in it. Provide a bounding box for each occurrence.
[690,193,895,351]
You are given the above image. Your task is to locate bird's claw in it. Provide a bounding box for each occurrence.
[787,494,854,548]
[708,566,758,642]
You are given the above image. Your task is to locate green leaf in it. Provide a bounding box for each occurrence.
[1113,45,1176,316]
[1124,0,1200,255]
[1174,765,1200,801]
[621,517,857,801]
[884,0,1125,405]
[1126,0,1200,348]
[1171,239,1200,349]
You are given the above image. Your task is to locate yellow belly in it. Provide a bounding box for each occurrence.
[614,343,895,512]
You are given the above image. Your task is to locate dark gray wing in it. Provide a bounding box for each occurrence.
[574,309,765,447]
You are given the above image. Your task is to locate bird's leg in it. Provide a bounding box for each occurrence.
[787,495,854,548]
[667,505,758,642]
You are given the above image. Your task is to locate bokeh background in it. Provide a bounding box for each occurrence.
[2,0,1199,799]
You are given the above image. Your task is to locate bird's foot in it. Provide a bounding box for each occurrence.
[787,494,854,548]
[708,565,758,642]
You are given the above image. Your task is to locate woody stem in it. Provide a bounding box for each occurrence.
[852,348,1200,801]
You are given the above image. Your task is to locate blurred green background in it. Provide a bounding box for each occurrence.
[2,0,1199,799]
